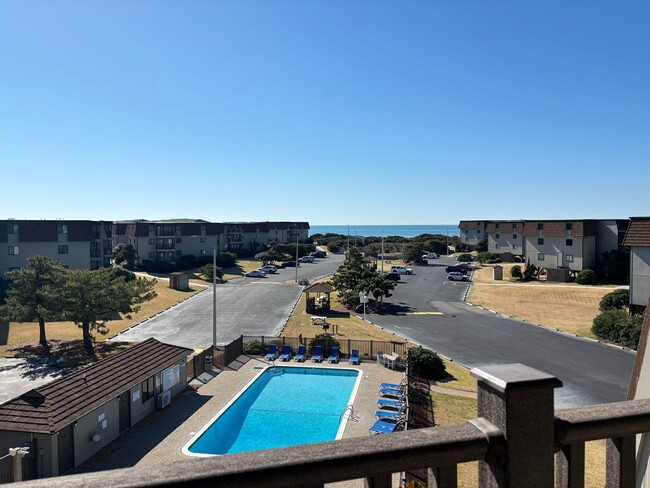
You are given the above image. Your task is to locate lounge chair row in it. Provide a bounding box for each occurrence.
[370,380,407,434]
[264,345,362,364]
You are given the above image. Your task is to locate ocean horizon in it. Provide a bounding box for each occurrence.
[309,225,459,239]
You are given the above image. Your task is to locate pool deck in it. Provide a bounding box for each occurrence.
[77,355,405,485]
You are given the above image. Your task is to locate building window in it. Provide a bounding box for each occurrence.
[566,255,574,263]
[7,224,19,234]
[176,238,182,243]
[495,243,500,249]
[57,224,68,234]
[141,376,155,402]
[149,252,155,259]
[58,245,68,254]
[477,229,481,234]
[538,238,544,245]
[495,224,500,231]
[513,234,517,239]
[513,223,517,230]
[200,249,206,256]
[538,253,545,261]
[175,225,181,231]
[495,234,500,239]
[149,238,155,245]
[176,250,183,257]
[201,225,206,232]
[566,239,573,246]
[200,237,207,243]
[8,246,19,255]
[513,245,517,250]
[149,225,155,232]
[566,223,573,231]
[537,223,544,230]
[465,229,468,234]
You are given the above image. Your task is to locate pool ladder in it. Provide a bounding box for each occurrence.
[339,404,357,422]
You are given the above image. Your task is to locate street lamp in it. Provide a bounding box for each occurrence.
[191,235,219,351]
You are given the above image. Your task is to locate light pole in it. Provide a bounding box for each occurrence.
[295,233,299,283]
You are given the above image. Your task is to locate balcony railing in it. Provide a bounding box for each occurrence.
[16,363,649,487]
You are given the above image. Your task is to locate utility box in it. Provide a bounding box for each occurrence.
[493,265,503,281]
[169,272,189,291]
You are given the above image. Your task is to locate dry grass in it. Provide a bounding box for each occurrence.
[0,279,201,356]
[282,291,404,343]
[436,360,477,392]
[469,265,613,338]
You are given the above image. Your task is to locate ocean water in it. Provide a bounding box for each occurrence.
[309,224,459,238]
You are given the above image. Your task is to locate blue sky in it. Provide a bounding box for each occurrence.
[1,1,648,225]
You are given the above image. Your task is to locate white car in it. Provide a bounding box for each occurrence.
[422,253,439,259]
[390,266,413,275]
[246,270,267,278]
[259,265,278,274]
[298,256,315,263]
[447,272,470,282]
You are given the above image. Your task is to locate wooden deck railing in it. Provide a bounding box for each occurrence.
[14,363,649,488]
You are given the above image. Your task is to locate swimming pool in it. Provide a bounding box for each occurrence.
[183,365,362,456]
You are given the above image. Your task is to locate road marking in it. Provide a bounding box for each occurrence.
[407,312,444,315]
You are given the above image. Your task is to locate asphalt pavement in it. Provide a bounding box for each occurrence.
[111,253,345,349]
[365,257,635,408]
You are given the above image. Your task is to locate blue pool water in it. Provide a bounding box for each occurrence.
[184,366,361,455]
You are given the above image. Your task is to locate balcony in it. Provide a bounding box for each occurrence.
[17,362,649,487]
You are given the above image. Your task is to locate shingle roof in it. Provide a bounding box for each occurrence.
[0,339,192,434]
[623,217,650,247]
[522,220,598,237]
[303,283,333,294]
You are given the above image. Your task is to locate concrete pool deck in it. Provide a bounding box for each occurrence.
[76,355,405,484]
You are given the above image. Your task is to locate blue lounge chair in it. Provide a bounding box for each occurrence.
[380,380,405,390]
[379,387,404,397]
[264,344,278,361]
[311,345,323,362]
[328,347,340,363]
[349,349,360,365]
[294,345,307,362]
[377,395,405,408]
[278,345,291,361]
[369,419,402,434]
[375,405,405,420]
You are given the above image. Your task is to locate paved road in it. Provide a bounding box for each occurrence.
[366,257,635,408]
[111,253,345,349]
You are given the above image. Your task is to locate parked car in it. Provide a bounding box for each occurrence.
[245,270,267,278]
[259,265,278,274]
[384,271,401,281]
[445,265,468,274]
[447,272,470,282]
[422,253,439,259]
[310,250,327,258]
[390,266,413,275]
[283,261,298,267]
[298,256,315,263]
[456,263,476,271]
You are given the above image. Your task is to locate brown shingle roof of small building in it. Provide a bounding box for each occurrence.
[458,221,484,230]
[623,218,650,247]
[303,283,333,294]
[0,339,192,434]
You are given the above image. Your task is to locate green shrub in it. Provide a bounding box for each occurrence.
[523,264,537,281]
[510,265,523,280]
[243,340,265,355]
[476,252,490,265]
[599,289,630,312]
[308,333,340,356]
[216,252,237,268]
[592,309,642,349]
[235,248,254,259]
[306,296,316,314]
[575,269,596,285]
[175,254,197,271]
[457,253,473,263]
[487,254,502,264]
[140,260,175,274]
[407,346,447,381]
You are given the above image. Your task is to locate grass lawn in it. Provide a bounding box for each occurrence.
[469,264,614,338]
[282,291,404,343]
[0,278,201,357]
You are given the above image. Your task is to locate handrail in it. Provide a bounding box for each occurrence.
[15,422,496,487]
[339,404,355,423]
[555,398,650,446]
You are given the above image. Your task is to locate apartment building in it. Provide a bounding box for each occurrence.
[0,220,112,275]
[458,221,487,246]
[485,220,525,260]
[112,220,310,263]
[623,217,650,313]
[522,220,599,270]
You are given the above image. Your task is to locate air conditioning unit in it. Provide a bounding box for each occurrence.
[156,389,171,410]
